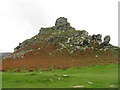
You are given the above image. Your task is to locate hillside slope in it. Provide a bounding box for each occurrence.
[2,17,118,71]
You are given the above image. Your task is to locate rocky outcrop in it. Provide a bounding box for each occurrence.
[55,17,68,26]
[13,17,117,56]
[100,35,111,48]
[103,35,111,45]
[54,17,75,31]
[39,17,75,34]
[2,17,119,71]
[92,34,102,44]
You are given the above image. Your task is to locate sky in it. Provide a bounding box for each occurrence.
[0,0,119,52]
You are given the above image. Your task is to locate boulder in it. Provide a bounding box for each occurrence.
[92,34,102,41]
[100,35,111,48]
[92,34,96,40]
[74,31,82,37]
[14,46,21,51]
[55,17,68,26]
[83,39,89,46]
[39,28,48,34]
[92,34,102,44]
[38,17,75,34]
[103,35,111,44]
[96,34,102,42]
[54,17,75,31]
[81,30,88,37]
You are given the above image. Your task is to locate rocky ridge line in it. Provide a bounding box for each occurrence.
[5,17,118,59]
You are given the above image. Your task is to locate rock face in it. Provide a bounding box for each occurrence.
[103,35,111,44]
[39,17,75,34]
[92,34,102,43]
[54,17,75,31]
[2,17,119,71]
[100,35,111,48]
[55,17,68,26]
[13,17,117,57]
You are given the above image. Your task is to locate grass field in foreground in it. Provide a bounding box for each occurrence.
[0,72,2,89]
[2,64,118,88]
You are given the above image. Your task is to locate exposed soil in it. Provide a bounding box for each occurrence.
[1,42,118,71]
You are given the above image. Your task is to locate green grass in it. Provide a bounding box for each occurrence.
[0,72,2,89]
[2,64,118,88]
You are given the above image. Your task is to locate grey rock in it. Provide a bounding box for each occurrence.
[91,34,102,44]
[92,34,97,40]
[100,35,111,48]
[38,17,75,34]
[48,36,65,43]
[96,34,102,42]
[104,35,111,44]
[11,49,34,59]
[55,17,68,26]
[14,46,21,51]
[81,30,88,37]
[92,34,102,41]
[54,17,75,31]
[39,28,48,34]
[74,31,82,37]
[83,39,89,46]
[75,46,81,49]
[14,39,31,51]
[12,17,116,54]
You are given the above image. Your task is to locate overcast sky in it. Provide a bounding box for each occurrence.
[0,0,119,52]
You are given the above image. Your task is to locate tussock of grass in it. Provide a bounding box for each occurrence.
[2,64,118,88]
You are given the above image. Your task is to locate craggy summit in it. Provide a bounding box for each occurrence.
[2,17,118,71]
[39,17,75,34]
[55,17,75,30]
[14,17,114,52]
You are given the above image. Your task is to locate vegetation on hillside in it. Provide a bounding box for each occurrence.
[2,64,118,88]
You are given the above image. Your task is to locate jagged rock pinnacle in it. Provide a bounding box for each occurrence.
[2,17,118,72]
[39,17,75,34]
[55,17,68,26]
[13,17,115,52]
[54,17,75,31]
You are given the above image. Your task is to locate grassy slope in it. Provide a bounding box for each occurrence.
[0,72,2,89]
[2,64,118,88]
